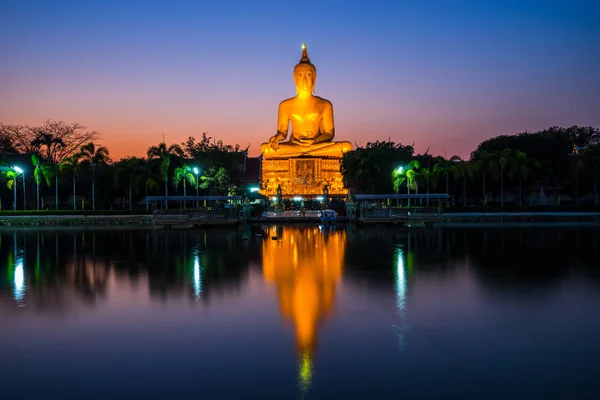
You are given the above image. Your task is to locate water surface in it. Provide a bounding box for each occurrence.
[1,225,599,399]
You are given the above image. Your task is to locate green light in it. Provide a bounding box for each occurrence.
[249,187,260,192]
[299,352,313,392]
[396,166,404,174]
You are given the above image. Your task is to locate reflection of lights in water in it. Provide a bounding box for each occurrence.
[298,351,313,395]
[14,259,25,302]
[395,247,406,311]
[262,226,345,396]
[394,247,408,351]
[193,255,202,298]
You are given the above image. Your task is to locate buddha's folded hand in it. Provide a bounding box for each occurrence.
[269,136,280,150]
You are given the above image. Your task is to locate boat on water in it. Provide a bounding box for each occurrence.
[320,209,337,223]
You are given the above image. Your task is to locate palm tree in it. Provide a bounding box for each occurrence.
[458,161,474,207]
[59,155,82,210]
[147,142,184,209]
[405,160,420,207]
[511,151,539,206]
[141,160,160,210]
[420,167,436,207]
[472,150,498,205]
[433,155,461,203]
[49,160,67,210]
[114,157,145,211]
[498,149,514,207]
[31,154,53,210]
[173,164,196,208]
[78,142,110,211]
[1,166,18,210]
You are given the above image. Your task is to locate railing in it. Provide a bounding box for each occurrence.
[261,210,322,219]
[152,209,238,223]
[358,207,442,219]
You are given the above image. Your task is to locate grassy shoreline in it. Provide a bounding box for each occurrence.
[1,211,599,226]
[0,214,153,226]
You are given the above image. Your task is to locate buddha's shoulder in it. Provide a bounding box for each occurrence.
[312,96,333,107]
[279,96,333,108]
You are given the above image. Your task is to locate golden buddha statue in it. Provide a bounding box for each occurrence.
[260,44,352,158]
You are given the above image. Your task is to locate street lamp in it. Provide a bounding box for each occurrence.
[395,166,404,207]
[193,167,200,209]
[13,166,24,211]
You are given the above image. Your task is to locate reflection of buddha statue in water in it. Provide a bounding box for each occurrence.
[261,226,345,391]
[260,45,352,158]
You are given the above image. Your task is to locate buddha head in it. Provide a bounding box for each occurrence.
[294,44,316,96]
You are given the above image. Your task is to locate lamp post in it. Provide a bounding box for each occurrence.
[193,167,199,209]
[395,166,403,207]
[13,166,24,210]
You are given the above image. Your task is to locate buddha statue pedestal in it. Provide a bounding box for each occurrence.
[260,155,347,197]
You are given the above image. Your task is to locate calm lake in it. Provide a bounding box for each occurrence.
[1,224,600,399]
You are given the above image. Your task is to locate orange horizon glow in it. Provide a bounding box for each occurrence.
[2,114,565,162]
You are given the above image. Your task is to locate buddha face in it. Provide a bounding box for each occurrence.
[294,65,316,95]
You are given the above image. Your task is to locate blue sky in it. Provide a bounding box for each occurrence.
[1,0,599,158]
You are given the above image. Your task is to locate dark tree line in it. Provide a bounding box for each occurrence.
[2,120,598,210]
[0,121,248,210]
[342,126,600,206]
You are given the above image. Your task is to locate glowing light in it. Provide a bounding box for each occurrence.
[301,43,306,50]
[395,247,406,311]
[299,351,313,393]
[14,260,25,302]
[271,197,277,201]
[396,166,404,174]
[193,255,202,298]
[293,196,302,201]
[193,167,199,175]
[316,196,324,201]
[249,187,260,192]
[13,166,23,174]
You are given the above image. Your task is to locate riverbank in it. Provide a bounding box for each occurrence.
[0,215,153,226]
[1,211,600,227]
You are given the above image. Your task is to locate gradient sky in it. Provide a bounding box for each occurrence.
[1,0,599,160]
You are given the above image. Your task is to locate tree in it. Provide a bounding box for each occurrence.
[114,157,145,211]
[59,155,83,210]
[433,155,461,198]
[173,164,196,208]
[200,166,230,195]
[147,142,184,209]
[392,160,420,207]
[511,151,539,206]
[458,161,475,206]
[582,144,600,206]
[0,127,18,154]
[474,126,598,186]
[342,141,414,193]
[78,142,110,210]
[471,150,498,205]
[420,167,437,207]
[182,133,246,178]
[1,166,19,210]
[140,160,160,210]
[1,120,100,163]
[498,149,514,207]
[31,154,53,210]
